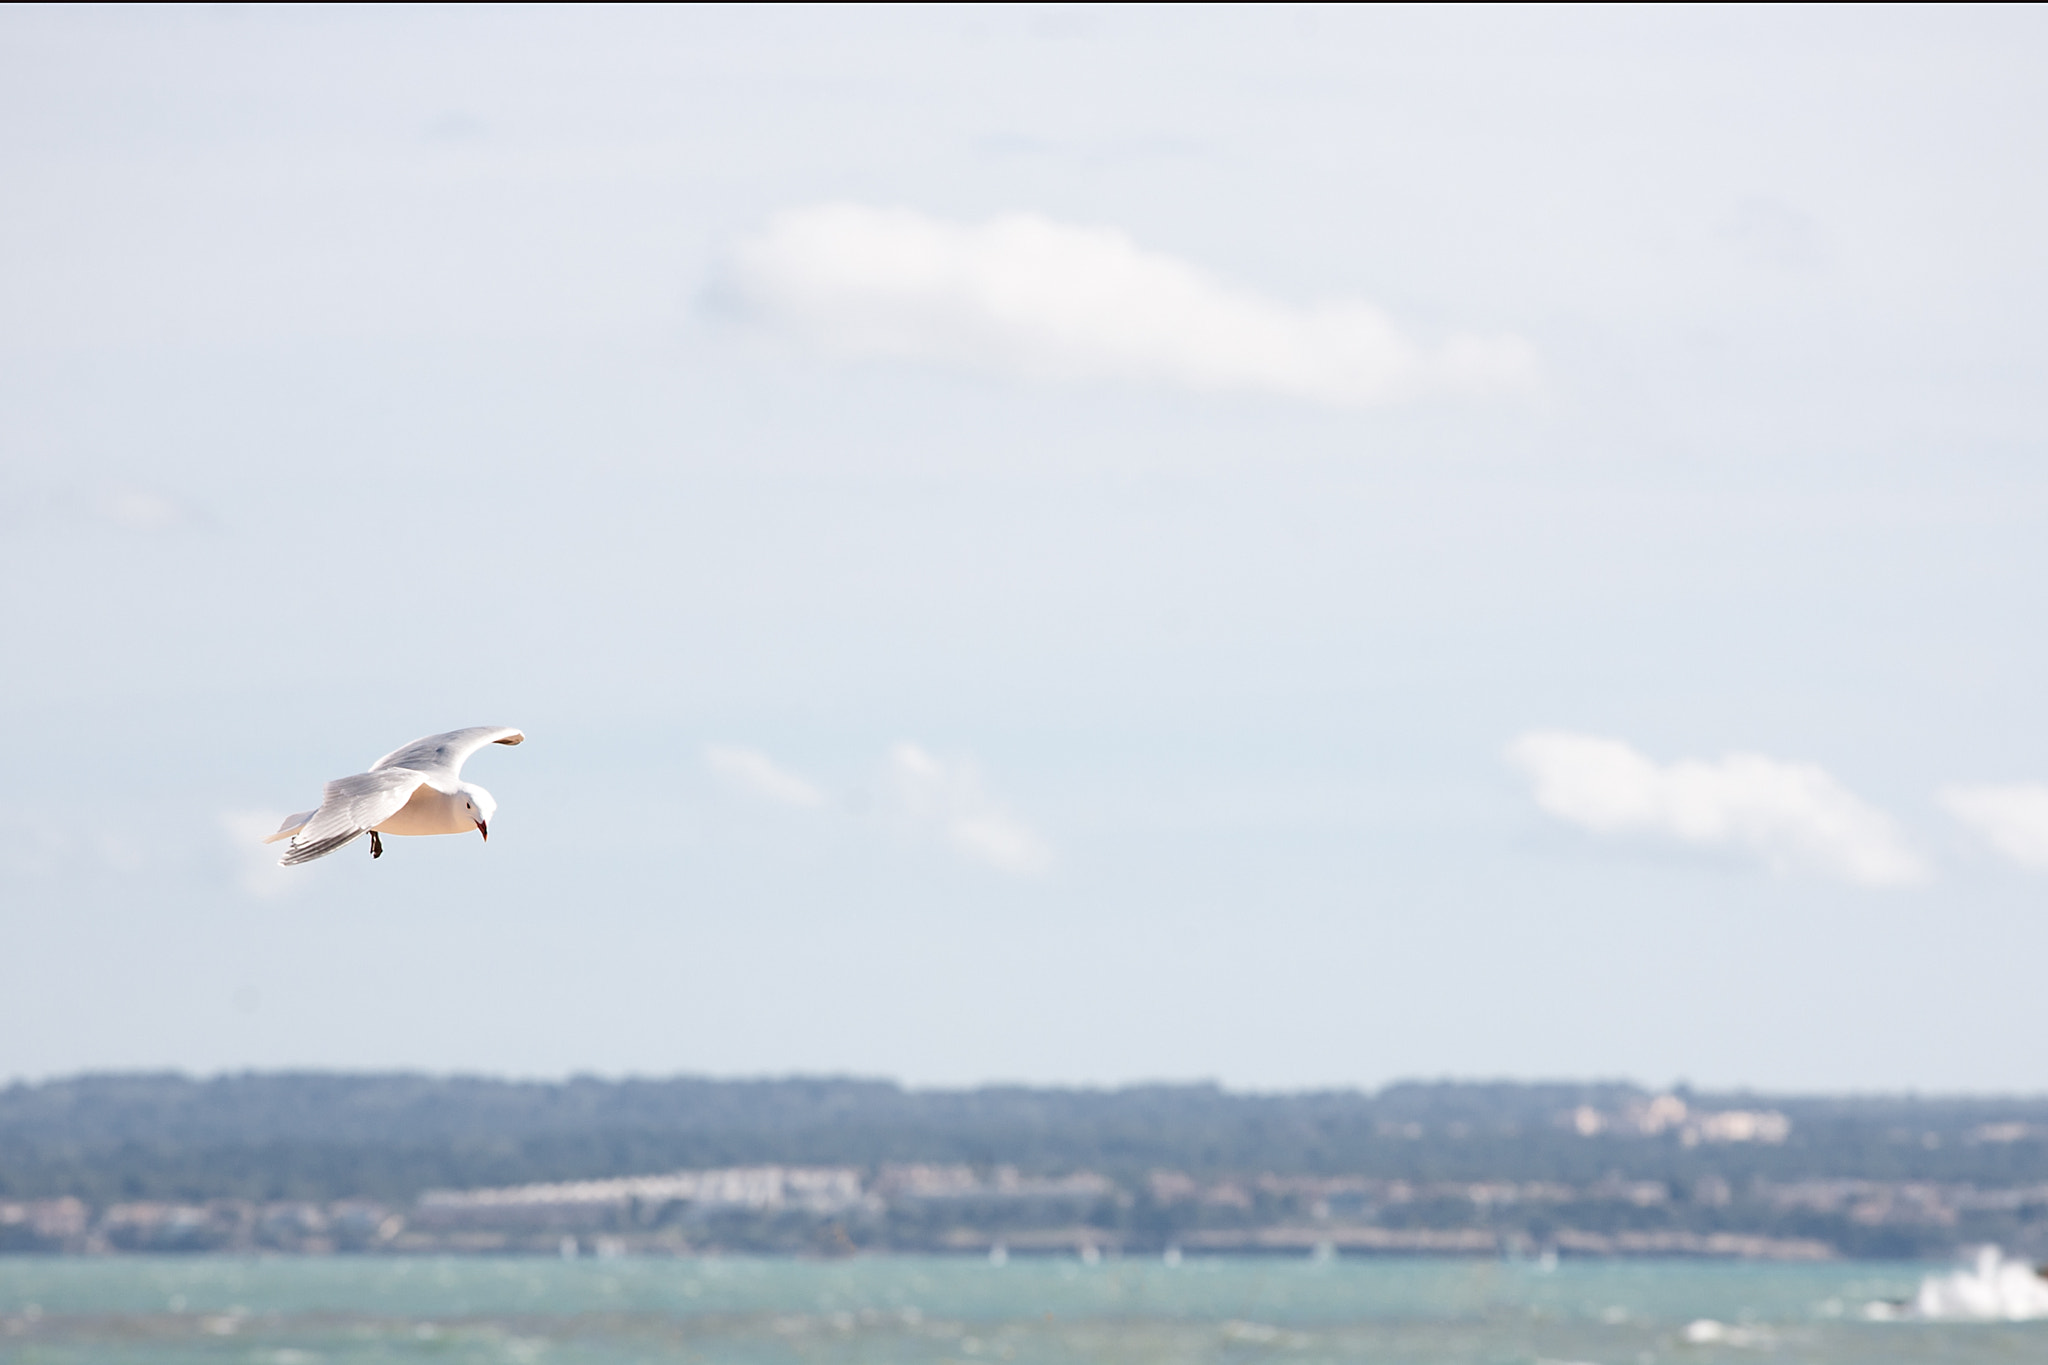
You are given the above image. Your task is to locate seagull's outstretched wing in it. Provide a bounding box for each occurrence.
[369,727,525,784]
[262,809,319,845]
[280,770,427,866]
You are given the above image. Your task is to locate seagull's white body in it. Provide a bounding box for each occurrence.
[373,782,488,837]
[265,726,525,866]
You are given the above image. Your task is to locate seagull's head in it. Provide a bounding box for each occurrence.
[457,783,498,841]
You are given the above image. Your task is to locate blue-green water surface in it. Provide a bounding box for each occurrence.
[0,1254,2036,1363]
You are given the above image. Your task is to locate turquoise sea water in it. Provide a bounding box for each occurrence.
[0,1254,2038,1363]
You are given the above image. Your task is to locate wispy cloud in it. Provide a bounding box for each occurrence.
[0,809,146,883]
[1938,782,2048,870]
[97,483,187,530]
[0,478,193,533]
[704,741,1052,876]
[722,203,1538,407]
[1507,731,1927,888]
[221,811,298,898]
[703,745,827,808]
[883,743,1053,876]
[0,817,79,881]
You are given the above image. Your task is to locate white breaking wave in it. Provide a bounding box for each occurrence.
[1904,1247,2048,1321]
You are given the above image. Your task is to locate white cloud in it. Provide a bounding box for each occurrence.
[1506,731,1927,887]
[703,745,826,808]
[1938,782,2048,870]
[723,203,1538,407]
[884,743,1053,876]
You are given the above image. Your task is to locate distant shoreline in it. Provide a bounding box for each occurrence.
[7,1075,2048,1262]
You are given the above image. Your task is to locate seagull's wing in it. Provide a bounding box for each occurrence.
[262,809,319,845]
[280,770,427,866]
[369,727,525,784]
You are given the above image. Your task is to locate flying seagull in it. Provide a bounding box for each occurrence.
[265,727,525,866]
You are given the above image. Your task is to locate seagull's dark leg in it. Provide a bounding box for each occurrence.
[370,831,383,859]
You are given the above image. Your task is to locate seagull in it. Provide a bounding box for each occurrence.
[264,727,525,866]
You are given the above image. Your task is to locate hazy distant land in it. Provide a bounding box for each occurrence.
[6,1074,2048,1259]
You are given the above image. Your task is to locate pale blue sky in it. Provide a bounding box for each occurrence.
[5,5,2048,1091]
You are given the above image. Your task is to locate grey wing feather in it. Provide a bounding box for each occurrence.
[262,809,319,845]
[369,727,525,782]
[280,769,426,867]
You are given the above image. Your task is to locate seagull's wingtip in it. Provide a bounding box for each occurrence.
[262,810,316,844]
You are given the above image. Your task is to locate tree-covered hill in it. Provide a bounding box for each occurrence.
[3,1072,2047,1206]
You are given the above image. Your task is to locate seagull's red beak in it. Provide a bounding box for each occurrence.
[476,820,488,842]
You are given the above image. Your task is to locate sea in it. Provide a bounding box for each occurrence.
[0,1253,2039,1364]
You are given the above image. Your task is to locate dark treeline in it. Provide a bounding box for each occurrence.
[5,1072,2048,1206]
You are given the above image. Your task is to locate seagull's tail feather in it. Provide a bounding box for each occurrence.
[279,828,367,866]
[263,810,319,845]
